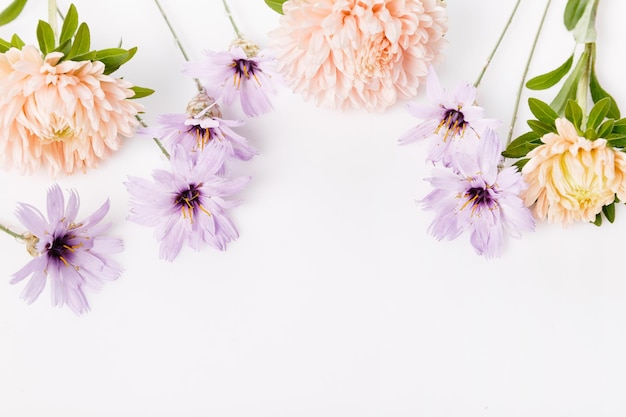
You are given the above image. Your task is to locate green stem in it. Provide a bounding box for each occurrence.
[576,42,594,128]
[222,0,244,40]
[507,0,552,146]
[48,0,58,39]
[153,0,203,92]
[474,0,521,87]
[0,224,24,240]
[136,115,170,159]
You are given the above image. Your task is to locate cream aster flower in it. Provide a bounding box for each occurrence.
[522,118,626,226]
[0,45,143,175]
[269,0,448,111]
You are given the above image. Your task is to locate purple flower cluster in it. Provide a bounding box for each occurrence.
[400,66,534,257]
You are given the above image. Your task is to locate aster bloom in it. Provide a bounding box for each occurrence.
[522,118,626,226]
[269,0,448,111]
[399,66,499,166]
[183,41,278,117]
[10,184,123,314]
[0,45,143,176]
[126,145,250,261]
[145,91,257,162]
[421,129,535,258]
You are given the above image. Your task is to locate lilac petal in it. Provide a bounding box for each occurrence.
[46,184,65,224]
[11,256,48,284]
[14,203,48,237]
[398,120,439,145]
[20,271,47,304]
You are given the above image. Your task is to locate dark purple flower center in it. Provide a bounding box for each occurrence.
[45,233,74,267]
[231,58,261,87]
[175,183,211,222]
[466,187,492,207]
[438,108,467,140]
[187,125,214,149]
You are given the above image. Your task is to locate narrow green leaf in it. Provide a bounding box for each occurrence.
[264,0,286,14]
[571,0,598,43]
[513,158,530,172]
[69,51,96,62]
[528,98,558,127]
[584,127,597,141]
[586,97,611,131]
[551,49,589,115]
[0,37,10,52]
[0,0,27,27]
[526,54,573,90]
[612,118,626,134]
[129,86,154,99]
[502,131,542,159]
[590,67,620,119]
[603,202,616,223]
[66,22,90,59]
[527,120,554,136]
[592,212,602,226]
[564,0,586,30]
[564,99,584,131]
[59,3,78,46]
[36,20,55,55]
[10,33,24,49]
[605,133,626,148]
[597,119,614,139]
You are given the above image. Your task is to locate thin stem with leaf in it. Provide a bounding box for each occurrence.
[0,224,24,240]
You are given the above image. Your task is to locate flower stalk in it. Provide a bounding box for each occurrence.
[222,0,244,40]
[507,0,552,146]
[0,223,24,240]
[48,0,58,39]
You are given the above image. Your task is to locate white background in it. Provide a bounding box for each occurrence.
[2,0,626,416]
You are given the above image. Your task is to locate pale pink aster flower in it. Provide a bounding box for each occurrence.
[183,44,278,117]
[10,184,123,314]
[399,66,499,166]
[421,129,535,258]
[126,145,250,261]
[522,118,626,226]
[144,91,257,162]
[269,0,448,111]
[0,45,142,176]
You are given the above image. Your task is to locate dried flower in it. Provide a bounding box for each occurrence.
[522,118,626,226]
[126,145,250,261]
[269,0,448,111]
[10,184,123,314]
[183,45,277,117]
[421,129,534,258]
[0,45,142,176]
[399,66,499,166]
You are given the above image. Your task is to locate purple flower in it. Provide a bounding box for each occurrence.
[183,46,278,117]
[420,129,535,258]
[126,145,250,261]
[10,184,123,314]
[399,66,499,167]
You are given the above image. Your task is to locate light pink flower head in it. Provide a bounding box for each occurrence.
[0,45,143,176]
[269,0,448,111]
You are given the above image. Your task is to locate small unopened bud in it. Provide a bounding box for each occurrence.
[230,37,260,58]
[23,232,39,257]
[186,90,222,120]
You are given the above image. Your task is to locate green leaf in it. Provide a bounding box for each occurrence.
[584,127,597,141]
[592,212,602,226]
[59,3,78,46]
[66,22,90,59]
[0,37,10,52]
[586,97,611,131]
[502,131,542,159]
[69,51,96,62]
[264,0,286,14]
[527,120,555,136]
[612,118,626,134]
[603,202,616,223]
[10,33,24,49]
[528,98,558,127]
[526,54,573,90]
[605,133,626,148]
[597,119,614,139]
[36,20,55,55]
[129,86,154,99]
[551,49,589,115]
[571,0,599,43]
[513,158,530,171]
[0,0,27,27]
[565,99,584,130]
[590,67,620,119]
[95,47,135,74]
[564,0,587,30]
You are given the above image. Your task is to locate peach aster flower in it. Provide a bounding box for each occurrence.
[0,45,143,176]
[269,0,448,111]
[522,118,626,226]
